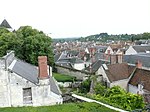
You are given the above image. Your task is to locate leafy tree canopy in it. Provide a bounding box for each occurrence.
[0,26,53,66]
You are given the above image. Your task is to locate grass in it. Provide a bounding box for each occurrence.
[53,72,76,82]
[0,102,117,112]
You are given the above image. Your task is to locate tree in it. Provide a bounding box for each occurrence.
[0,28,19,56]
[16,26,54,65]
[142,32,150,39]
[0,26,54,66]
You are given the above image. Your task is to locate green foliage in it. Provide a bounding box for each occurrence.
[79,78,91,93]
[76,32,150,42]
[53,72,76,82]
[77,83,145,111]
[0,26,53,66]
[0,102,117,112]
[94,82,106,96]
[93,84,145,110]
[141,32,150,39]
[0,27,9,35]
[0,28,19,56]
[104,86,126,97]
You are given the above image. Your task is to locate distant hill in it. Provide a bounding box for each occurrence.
[76,33,149,42]
[53,37,80,42]
[52,32,150,43]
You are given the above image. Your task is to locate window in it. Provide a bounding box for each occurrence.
[23,88,32,104]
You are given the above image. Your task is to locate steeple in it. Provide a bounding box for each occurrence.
[0,19,12,28]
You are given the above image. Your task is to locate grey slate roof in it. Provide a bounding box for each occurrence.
[49,76,62,95]
[57,57,84,64]
[56,57,84,69]
[56,62,73,68]
[85,59,109,73]
[54,53,61,62]
[67,50,79,57]
[69,58,84,64]
[9,59,61,95]
[123,53,150,68]
[96,46,107,53]
[94,53,106,61]
[10,59,39,84]
[0,19,12,28]
[132,45,150,53]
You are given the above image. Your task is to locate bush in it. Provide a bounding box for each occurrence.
[104,86,126,97]
[94,82,106,96]
[79,78,91,94]
[93,85,145,111]
[77,83,146,111]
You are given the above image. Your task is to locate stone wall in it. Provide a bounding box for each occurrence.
[55,65,90,80]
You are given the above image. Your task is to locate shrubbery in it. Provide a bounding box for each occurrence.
[79,78,91,94]
[93,83,145,110]
[78,82,145,111]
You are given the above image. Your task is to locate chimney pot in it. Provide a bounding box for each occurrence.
[38,56,48,79]
[136,60,142,69]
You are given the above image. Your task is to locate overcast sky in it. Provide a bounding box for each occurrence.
[0,0,150,38]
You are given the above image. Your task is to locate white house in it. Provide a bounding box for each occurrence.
[96,46,113,54]
[125,45,150,55]
[0,51,63,107]
[105,46,114,54]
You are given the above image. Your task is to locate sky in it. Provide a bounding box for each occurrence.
[0,0,150,38]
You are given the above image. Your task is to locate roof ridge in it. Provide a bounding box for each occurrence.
[0,19,12,28]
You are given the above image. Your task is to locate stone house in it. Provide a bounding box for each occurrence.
[0,51,62,107]
[97,63,135,90]
[128,64,150,103]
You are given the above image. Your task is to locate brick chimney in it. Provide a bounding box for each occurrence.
[38,56,48,79]
[110,54,123,64]
[136,60,142,69]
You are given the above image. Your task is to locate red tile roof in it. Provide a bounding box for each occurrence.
[105,63,135,82]
[129,68,150,92]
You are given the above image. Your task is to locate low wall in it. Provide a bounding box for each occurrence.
[55,65,90,80]
[57,82,72,88]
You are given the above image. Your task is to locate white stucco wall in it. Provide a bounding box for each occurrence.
[10,86,23,106]
[74,63,85,70]
[0,69,11,107]
[32,85,52,106]
[110,79,129,91]
[0,85,10,107]
[125,46,137,55]
[85,48,89,54]
[0,68,62,107]
[128,84,138,94]
[105,46,114,54]
[97,66,110,83]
